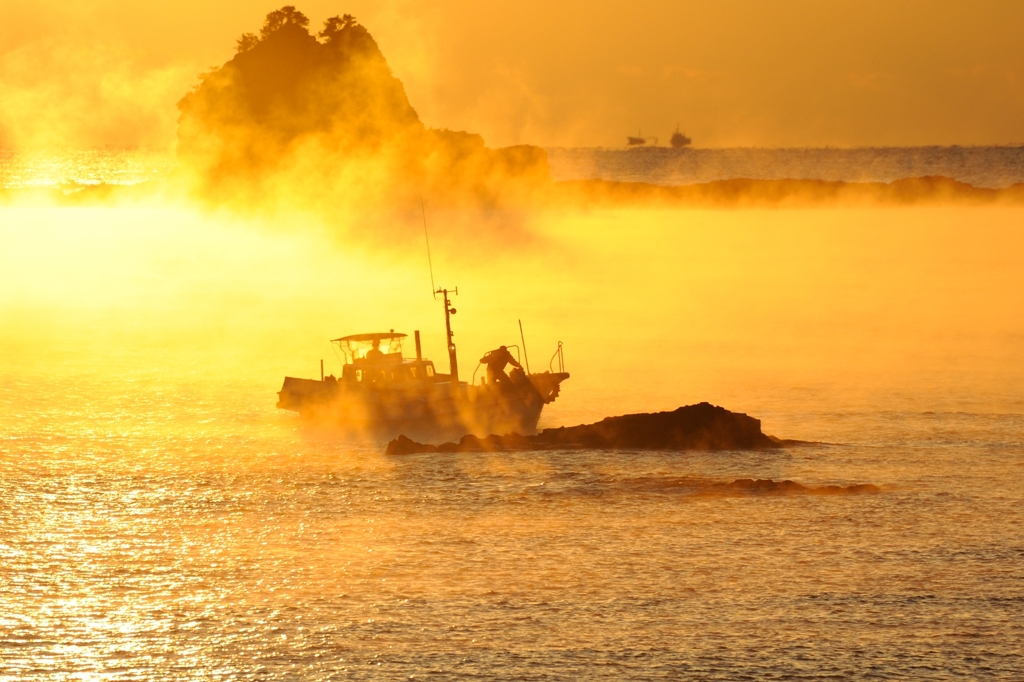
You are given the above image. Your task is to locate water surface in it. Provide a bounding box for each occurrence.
[2,179,1023,678]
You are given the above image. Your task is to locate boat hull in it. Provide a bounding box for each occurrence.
[277,370,569,438]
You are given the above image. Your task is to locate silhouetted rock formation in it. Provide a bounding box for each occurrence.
[386,402,784,454]
[706,479,880,496]
[8,176,1024,209]
[383,405,881,494]
[176,7,550,206]
[172,9,1024,214]
[550,176,1024,208]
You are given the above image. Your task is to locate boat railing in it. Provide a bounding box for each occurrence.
[549,341,565,374]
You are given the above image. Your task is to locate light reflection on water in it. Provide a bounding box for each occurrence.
[2,373,1022,679]
[546,145,1024,188]
[4,146,1024,189]
[2,196,1023,678]
[0,148,175,188]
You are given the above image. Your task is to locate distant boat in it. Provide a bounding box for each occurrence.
[670,126,692,149]
[626,130,658,147]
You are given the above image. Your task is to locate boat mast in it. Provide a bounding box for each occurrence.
[436,287,459,385]
[422,203,459,386]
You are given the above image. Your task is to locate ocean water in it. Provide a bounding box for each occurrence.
[0,148,175,189]
[547,146,1024,188]
[2,153,1024,679]
[2,384,1022,679]
[4,145,1024,189]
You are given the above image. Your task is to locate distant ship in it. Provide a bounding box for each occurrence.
[626,127,691,148]
[670,126,692,148]
[626,130,658,147]
[276,288,569,438]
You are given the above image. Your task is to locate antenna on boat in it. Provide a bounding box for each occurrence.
[436,286,459,387]
[518,319,531,374]
[421,199,460,387]
[421,198,436,297]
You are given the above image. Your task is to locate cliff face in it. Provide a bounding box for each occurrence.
[176,9,550,206]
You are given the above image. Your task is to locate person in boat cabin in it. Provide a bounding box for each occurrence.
[481,346,522,386]
[365,339,385,363]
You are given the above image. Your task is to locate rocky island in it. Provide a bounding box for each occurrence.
[176,7,549,207]
[386,402,802,454]
[386,403,881,495]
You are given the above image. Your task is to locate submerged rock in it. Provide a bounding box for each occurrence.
[706,479,880,496]
[386,402,784,454]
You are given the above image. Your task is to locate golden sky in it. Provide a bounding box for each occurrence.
[2,0,1023,149]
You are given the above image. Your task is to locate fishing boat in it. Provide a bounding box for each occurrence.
[626,129,657,146]
[670,126,692,148]
[276,288,570,437]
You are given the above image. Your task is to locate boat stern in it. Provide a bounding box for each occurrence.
[277,376,338,413]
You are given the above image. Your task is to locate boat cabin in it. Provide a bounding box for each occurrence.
[332,332,439,387]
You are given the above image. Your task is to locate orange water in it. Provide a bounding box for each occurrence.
[2,200,1023,677]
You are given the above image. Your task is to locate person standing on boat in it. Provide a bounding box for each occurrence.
[481,345,522,386]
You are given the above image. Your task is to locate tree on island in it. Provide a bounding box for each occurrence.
[236,6,311,53]
[236,33,259,53]
[319,13,357,41]
[176,6,550,207]
[259,5,310,38]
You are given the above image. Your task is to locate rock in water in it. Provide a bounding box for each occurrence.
[176,8,550,207]
[383,407,882,495]
[708,479,881,496]
[385,402,782,454]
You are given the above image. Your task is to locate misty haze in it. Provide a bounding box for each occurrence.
[2,3,1023,680]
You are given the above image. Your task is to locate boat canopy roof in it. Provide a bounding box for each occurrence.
[332,332,407,343]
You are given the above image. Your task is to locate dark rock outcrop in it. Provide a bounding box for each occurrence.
[549,176,1024,208]
[383,406,882,495]
[713,479,880,495]
[170,8,1024,215]
[386,402,783,454]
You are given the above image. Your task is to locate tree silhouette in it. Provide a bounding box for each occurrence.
[177,5,552,207]
[260,6,310,39]
[236,32,259,53]
[319,14,357,42]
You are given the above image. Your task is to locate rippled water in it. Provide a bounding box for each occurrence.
[547,146,1024,188]
[2,372,1023,679]
[5,145,1024,189]
[0,148,175,188]
[2,151,1023,677]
